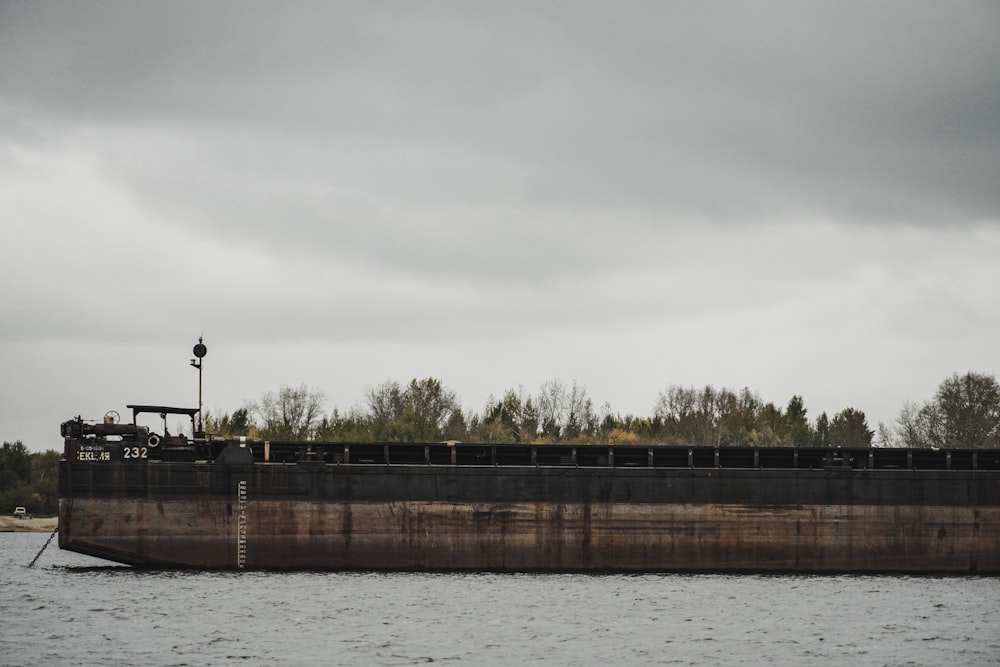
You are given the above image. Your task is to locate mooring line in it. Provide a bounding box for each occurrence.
[28,526,58,568]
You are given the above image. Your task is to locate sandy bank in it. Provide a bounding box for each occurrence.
[0,516,58,532]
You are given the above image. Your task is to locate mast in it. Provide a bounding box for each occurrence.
[190,336,207,433]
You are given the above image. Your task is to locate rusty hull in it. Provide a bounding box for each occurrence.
[59,497,1000,572]
[58,443,1000,572]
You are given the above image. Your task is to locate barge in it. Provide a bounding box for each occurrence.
[58,406,1000,572]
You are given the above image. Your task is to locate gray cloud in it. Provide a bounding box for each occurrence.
[1,2,999,450]
[3,2,998,233]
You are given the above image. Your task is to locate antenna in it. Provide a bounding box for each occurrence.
[190,335,207,433]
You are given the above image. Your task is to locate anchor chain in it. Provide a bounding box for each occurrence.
[28,526,58,568]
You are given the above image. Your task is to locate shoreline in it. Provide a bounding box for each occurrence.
[0,516,58,533]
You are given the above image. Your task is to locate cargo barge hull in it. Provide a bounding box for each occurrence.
[59,456,1000,572]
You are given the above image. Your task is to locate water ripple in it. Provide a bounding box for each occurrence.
[3,533,999,666]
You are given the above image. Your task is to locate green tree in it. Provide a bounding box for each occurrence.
[365,377,461,441]
[716,387,766,446]
[481,389,528,442]
[828,408,873,448]
[313,408,374,442]
[656,385,777,446]
[783,396,813,447]
[0,440,31,489]
[366,379,405,438]
[27,450,60,515]
[229,407,252,435]
[442,407,469,441]
[204,406,257,438]
[0,443,59,516]
[402,378,460,436]
[0,441,30,515]
[813,412,830,447]
[390,407,438,442]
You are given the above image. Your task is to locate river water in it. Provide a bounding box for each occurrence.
[2,532,998,666]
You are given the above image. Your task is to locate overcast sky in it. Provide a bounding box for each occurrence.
[2,2,998,451]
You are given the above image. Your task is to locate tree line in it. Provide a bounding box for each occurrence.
[203,371,1000,450]
[3,371,996,516]
[0,441,59,517]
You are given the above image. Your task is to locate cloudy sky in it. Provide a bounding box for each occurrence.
[2,2,998,451]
